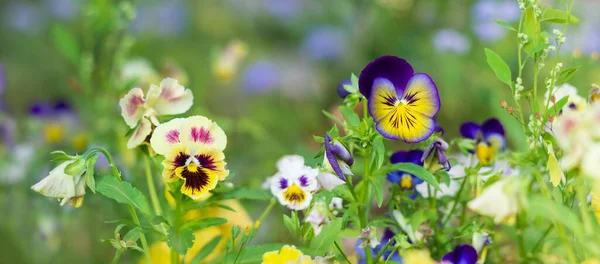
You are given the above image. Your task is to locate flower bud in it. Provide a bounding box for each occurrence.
[507,107,514,115]
[499,100,508,108]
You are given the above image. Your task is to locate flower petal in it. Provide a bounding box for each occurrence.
[31,161,76,199]
[481,118,505,138]
[337,78,352,99]
[152,78,194,116]
[276,155,305,174]
[460,122,480,140]
[401,73,440,117]
[182,116,227,152]
[316,172,345,191]
[127,117,153,149]
[359,56,414,98]
[368,78,400,123]
[119,87,146,128]
[324,134,346,180]
[390,150,424,165]
[442,244,478,264]
[150,118,188,155]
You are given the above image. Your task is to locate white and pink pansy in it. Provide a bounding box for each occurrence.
[269,155,319,210]
[149,115,228,200]
[119,78,193,149]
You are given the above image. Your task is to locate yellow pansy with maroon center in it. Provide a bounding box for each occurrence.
[359,56,441,143]
[150,116,228,200]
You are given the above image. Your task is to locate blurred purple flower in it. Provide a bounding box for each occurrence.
[131,1,187,36]
[3,2,42,34]
[563,2,600,55]
[94,151,109,171]
[471,0,520,42]
[262,0,304,20]
[0,116,16,149]
[29,101,74,119]
[433,29,471,54]
[302,26,346,61]
[241,61,280,94]
[46,0,80,20]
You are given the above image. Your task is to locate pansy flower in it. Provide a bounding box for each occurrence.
[359,56,440,143]
[316,134,353,191]
[467,177,518,224]
[545,83,587,115]
[440,244,478,264]
[422,138,451,173]
[149,116,228,200]
[269,155,319,210]
[120,78,193,149]
[460,118,505,166]
[31,157,88,208]
[387,150,425,199]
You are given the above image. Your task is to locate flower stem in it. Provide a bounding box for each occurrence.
[441,176,467,227]
[87,148,152,264]
[171,248,179,264]
[111,249,123,264]
[334,241,351,264]
[144,154,163,216]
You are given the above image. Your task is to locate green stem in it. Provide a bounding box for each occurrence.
[171,248,179,264]
[344,178,372,262]
[111,249,123,264]
[335,241,351,264]
[531,225,553,253]
[576,179,593,233]
[87,148,152,264]
[441,176,468,227]
[144,155,163,216]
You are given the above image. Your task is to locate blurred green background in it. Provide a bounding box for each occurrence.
[0,0,599,263]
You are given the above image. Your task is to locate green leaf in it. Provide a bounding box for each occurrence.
[313,135,325,143]
[51,25,80,65]
[309,218,342,254]
[329,125,339,138]
[371,178,384,208]
[283,214,296,235]
[339,106,360,127]
[86,154,98,193]
[494,20,516,31]
[530,42,553,55]
[484,48,512,86]
[523,8,542,54]
[542,8,580,24]
[331,184,354,202]
[167,227,195,255]
[372,136,385,170]
[215,187,272,201]
[96,176,151,216]
[527,194,584,239]
[190,235,223,264]
[341,204,357,230]
[547,96,569,117]
[123,227,143,242]
[322,110,343,125]
[376,163,441,191]
[559,66,580,84]
[181,217,228,230]
[221,244,287,264]
[151,216,168,226]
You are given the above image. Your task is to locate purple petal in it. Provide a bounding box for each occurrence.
[336,78,352,99]
[278,177,288,190]
[460,121,480,139]
[390,151,410,164]
[386,171,402,184]
[331,141,354,166]
[358,56,414,98]
[299,175,309,187]
[391,150,424,165]
[442,244,478,264]
[481,118,505,137]
[324,134,346,181]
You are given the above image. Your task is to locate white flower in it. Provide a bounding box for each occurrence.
[305,201,328,236]
[316,172,345,191]
[581,143,600,179]
[31,159,87,208]
[553,110,595,170]
[119,78,193,149]
[467,177,519,224]
[329,197,343,215]
[269,155,319,210]
[545,83,586,114]
[472,232,491,253]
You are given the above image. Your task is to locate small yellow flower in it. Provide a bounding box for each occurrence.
[44,123,63,144]
[262,245,304,264]
[71,133,88,152]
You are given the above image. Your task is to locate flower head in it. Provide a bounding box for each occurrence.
[269,155,319,210]
[324,134,354,179]
[120,78,193,149]
[422,138,451,173]
[472,232,491,253]
[150,116,228,200]
[545,83,587,115]
[359,56,440,143]
[337,78,352,99]
[262,245,304,264]
[387,150,425,199]
[404,249,436,264]
[212,40,248,82]
[31,156,89,208]
[467,177,518,224]
[590,85,600,104]
[356,228,402,264]
[460,118,505,166]
[441,244,478,264]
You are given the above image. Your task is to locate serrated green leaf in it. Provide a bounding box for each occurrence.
[190,235,223,264]
[86,155,98,193]
[309,218,342,254]
[339,106,360,127]
[329,125,339,137]
[371,178,384,208]
[485,48,512,86]
[494,20,516,31]
[167,227,195,255]
[51,25,80,64]
[181,217,228,230]
[283,214,296,235]
[542,8,580,24]
[151,215,168,226]
[372,136,385,170]
[96,176,151,216]
[375,163,441,191]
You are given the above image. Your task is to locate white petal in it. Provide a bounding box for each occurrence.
[467,178,518,224]
[316,172,345,191]
[276,155,305,174]
[119,87,146,128]
[31,161,76,199]
[581,144,600,179]
[297,166,320,191]
[181,115,227,152]
[149,117,187,155]
[153,78,194,115]
[127,117,153,149]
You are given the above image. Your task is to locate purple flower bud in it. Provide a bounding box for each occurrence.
[422,138,451,173]
[324,133,353,180]
[336,79,352,99]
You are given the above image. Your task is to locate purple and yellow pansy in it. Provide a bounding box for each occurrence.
[269,155,319,210]
[387,150,425,199]
[441,244,478,264]
[120,78,193,149]
[460,118,505,165]
[359,56,440,143]
[150,115,228,200]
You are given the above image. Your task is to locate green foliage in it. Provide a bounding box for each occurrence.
[190,235,223,264]
[181,217,228,231]
[309,218,342,255]
[96,175,152,216]
[523,8,542,54]
[167,227,195,255]
[375,163,441,191]
[51,25,80,65]
[542,7,580,24]
[85,154,98,193]
[484,49,512,87]
[494,20,517,32]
